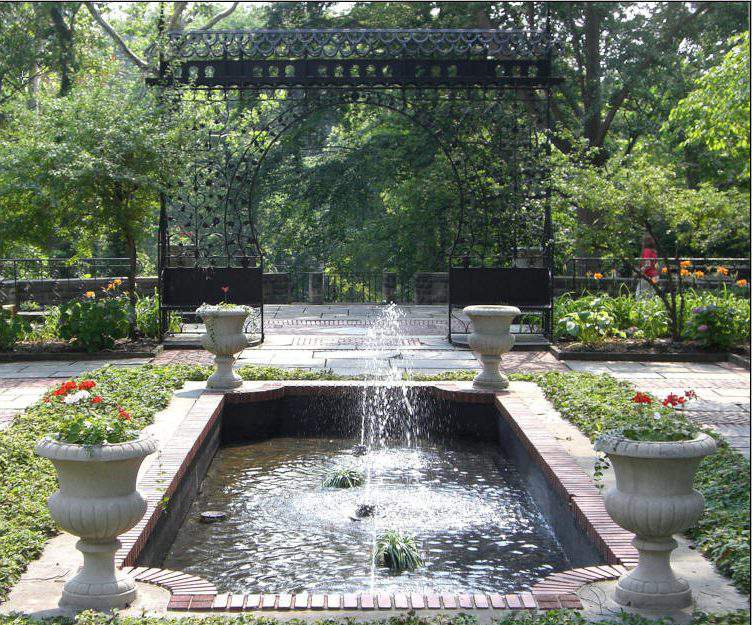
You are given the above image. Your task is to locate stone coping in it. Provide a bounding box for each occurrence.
[117,380,638,613]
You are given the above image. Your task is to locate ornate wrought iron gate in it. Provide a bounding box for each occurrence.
[153,28,557,339]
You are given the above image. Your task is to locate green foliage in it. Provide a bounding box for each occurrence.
[535,371,750,591]
[58,295,130,352]
[668,33,750,184]
[322,467,365,489]
[557,309,619,345]
[236,365,344,381]
[23,307,62,344]
[0,610,750,625]
[135,291,180,338]
[375,530,423,572]
[0,309,27,350]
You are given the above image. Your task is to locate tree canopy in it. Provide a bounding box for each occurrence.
[0,2,748,275]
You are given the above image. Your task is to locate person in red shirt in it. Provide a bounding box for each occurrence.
[637,233,658,298]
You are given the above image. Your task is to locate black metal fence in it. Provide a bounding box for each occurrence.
[287,271,414,304]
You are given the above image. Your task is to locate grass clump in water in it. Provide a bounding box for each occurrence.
[376,530,423,572]
[322,467,365,488]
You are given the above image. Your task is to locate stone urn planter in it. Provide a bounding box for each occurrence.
[35,434,158,609]
[196,305,251,389]
[463,305,520,391]
[594,432,717,609]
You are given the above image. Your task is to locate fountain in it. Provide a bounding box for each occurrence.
[162,304,572,594]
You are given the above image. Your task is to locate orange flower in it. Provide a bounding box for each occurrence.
[680,269,690,277]
[649,277,658,284]
[661,266,668,274]
[716,266,729,276]
[593,272,604,280]
[84,291,95,298]
[680,260,692,268]
[693,270,704,279]
[736,279,748,287]
[113,278,122,286]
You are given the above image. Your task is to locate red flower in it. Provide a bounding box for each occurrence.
[221,286,230,293]
[662,393,685,408]
[78,380,96,390]
[63,380,77,391]
[631,392,652,404]
[684,389,697,400]
[91,396,102,404]
[118,407,131,421]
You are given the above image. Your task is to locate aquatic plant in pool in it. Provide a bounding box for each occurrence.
[376,530,423,572]
[323,467,366,488]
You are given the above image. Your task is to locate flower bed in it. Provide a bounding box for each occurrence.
[554,290,750,352]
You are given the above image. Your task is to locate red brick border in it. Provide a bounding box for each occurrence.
[120,381,639,612]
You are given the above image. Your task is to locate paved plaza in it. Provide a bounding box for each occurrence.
[0,304,749,456]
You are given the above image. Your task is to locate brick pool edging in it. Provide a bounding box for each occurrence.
[116,381,638,613]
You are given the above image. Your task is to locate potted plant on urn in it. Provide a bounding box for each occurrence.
[594,390,716,609]
[196,286,251,389]
[35,379,157,609]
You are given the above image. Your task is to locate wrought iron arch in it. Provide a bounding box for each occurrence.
[153,27,557,338]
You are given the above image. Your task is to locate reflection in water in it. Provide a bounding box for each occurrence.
[164,437,569,593]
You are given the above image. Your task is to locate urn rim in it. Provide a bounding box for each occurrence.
[35,432,158,462]
[594,431,716,459]
[463,305,522,317]
[196,305,252,317]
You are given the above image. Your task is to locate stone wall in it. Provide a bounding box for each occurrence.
[413,272,449,304]
[0,277,158,307]
[263,273,291,304]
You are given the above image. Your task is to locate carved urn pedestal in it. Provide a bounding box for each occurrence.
[464,305,520,391]
[594,432,717,609]
[196,305,250,390]
[35,435,157,609]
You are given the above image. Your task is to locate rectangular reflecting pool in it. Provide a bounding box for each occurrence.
[164,436,568,594]
[136,383,608,597]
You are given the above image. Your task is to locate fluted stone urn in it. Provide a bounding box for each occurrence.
[196,305,250,389]
[464,305,521,391]
[594,432,717,609]
[35,434,158,609]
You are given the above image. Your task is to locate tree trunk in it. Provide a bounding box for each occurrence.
[583,3,605,163]
[48,3,76,97]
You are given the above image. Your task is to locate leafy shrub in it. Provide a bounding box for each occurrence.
[557,308,619,344]
[554,289,747,347]
[0,309,26,350]
[375,530,423,572]
[135,291,180,338]
[322,467,365,488]
[686,303,738,350]
[58,294,129,351]
[23,306,61,343]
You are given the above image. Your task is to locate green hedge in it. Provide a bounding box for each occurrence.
[0,365,747,603]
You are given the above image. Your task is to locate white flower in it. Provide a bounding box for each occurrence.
[653,411,662,420]
[63,390,90,405]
